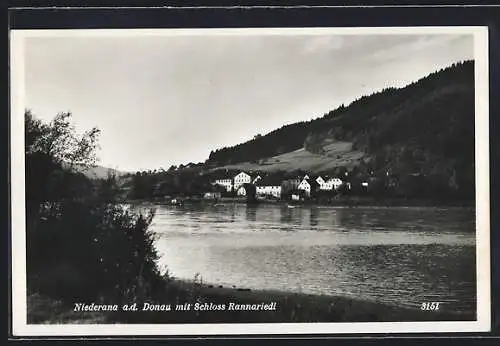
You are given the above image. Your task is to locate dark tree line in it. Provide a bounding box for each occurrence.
[127,168,215,200]
[207,121,311,165]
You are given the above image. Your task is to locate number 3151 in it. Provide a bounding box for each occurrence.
[421,302,440,311]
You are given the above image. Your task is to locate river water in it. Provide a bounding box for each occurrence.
[145,203,476,314]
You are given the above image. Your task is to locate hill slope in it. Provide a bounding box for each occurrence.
[206,61,475,197]
[62,162,127,180]
[216,140,366,174]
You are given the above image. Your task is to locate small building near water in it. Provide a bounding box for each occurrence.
[170,198,183,205]
[236,183,255,197]
[203,192,222,200]
[290,189,306,202]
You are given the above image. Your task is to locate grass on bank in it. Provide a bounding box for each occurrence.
[27,293,107,324]
[27,276,475,324]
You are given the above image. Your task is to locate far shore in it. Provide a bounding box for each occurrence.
[126,196,475,208]
[28,278,476,324]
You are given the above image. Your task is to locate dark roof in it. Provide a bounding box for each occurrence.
[282,172,300,179]
[310,180,320,188]
[290,189,307,196]
[208,184,227,192]
[239,183,256,192]
[209,169,239,180]
[301,178,320,188]
[325,176,344,181]
[250,174,262,181]
[304,175,320,182]
[255,175,283,187]
[234,170,250,176]
[321,175,342,181]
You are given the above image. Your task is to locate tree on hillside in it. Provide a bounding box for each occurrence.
[303,133,326,155]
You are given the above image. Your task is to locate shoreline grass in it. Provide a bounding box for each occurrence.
[129,196,474,208]
[27,278,475,324]
[27,293,108,324]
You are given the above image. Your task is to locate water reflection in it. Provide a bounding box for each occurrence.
[148,203,476,314]
[279,207,293,224]
[245,205,257,223]
[310,207,319,227]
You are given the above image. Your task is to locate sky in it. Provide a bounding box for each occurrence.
[23,31,474,172]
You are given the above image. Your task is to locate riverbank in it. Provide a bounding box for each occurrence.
[28,278,475,324]
[128,195,474,208]
[27,293,108,324]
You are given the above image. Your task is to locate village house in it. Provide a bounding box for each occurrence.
[315,176,326,186]
[236,185,246,196]
[214,178,233,192]
[236,183,256,198]
[297,176,320,197]
[236,183,252,196]
[330,177,344,190]
[211,169,347,198]
[318,176,344,191]
[211,169,247,193]
[290,189,307,201]
[233,171,252,191]
[255,176,283,199]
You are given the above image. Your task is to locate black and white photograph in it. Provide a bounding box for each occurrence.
[10,26,490,336]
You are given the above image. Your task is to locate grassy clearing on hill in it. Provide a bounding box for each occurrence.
[213,140,366,174]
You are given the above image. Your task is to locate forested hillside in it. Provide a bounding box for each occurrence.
[207,60,475,199]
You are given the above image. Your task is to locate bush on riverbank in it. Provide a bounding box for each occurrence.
[27,201,166,304]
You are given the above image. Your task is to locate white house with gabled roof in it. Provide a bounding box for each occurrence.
[318,176,344,191]
[329,177,344,190]
[233,171,252,191]
[316,176,326,186]
[297,177,319,197]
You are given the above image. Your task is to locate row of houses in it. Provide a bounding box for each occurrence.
[212,171,350,199]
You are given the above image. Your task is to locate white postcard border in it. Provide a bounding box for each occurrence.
[10,26,491,336]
